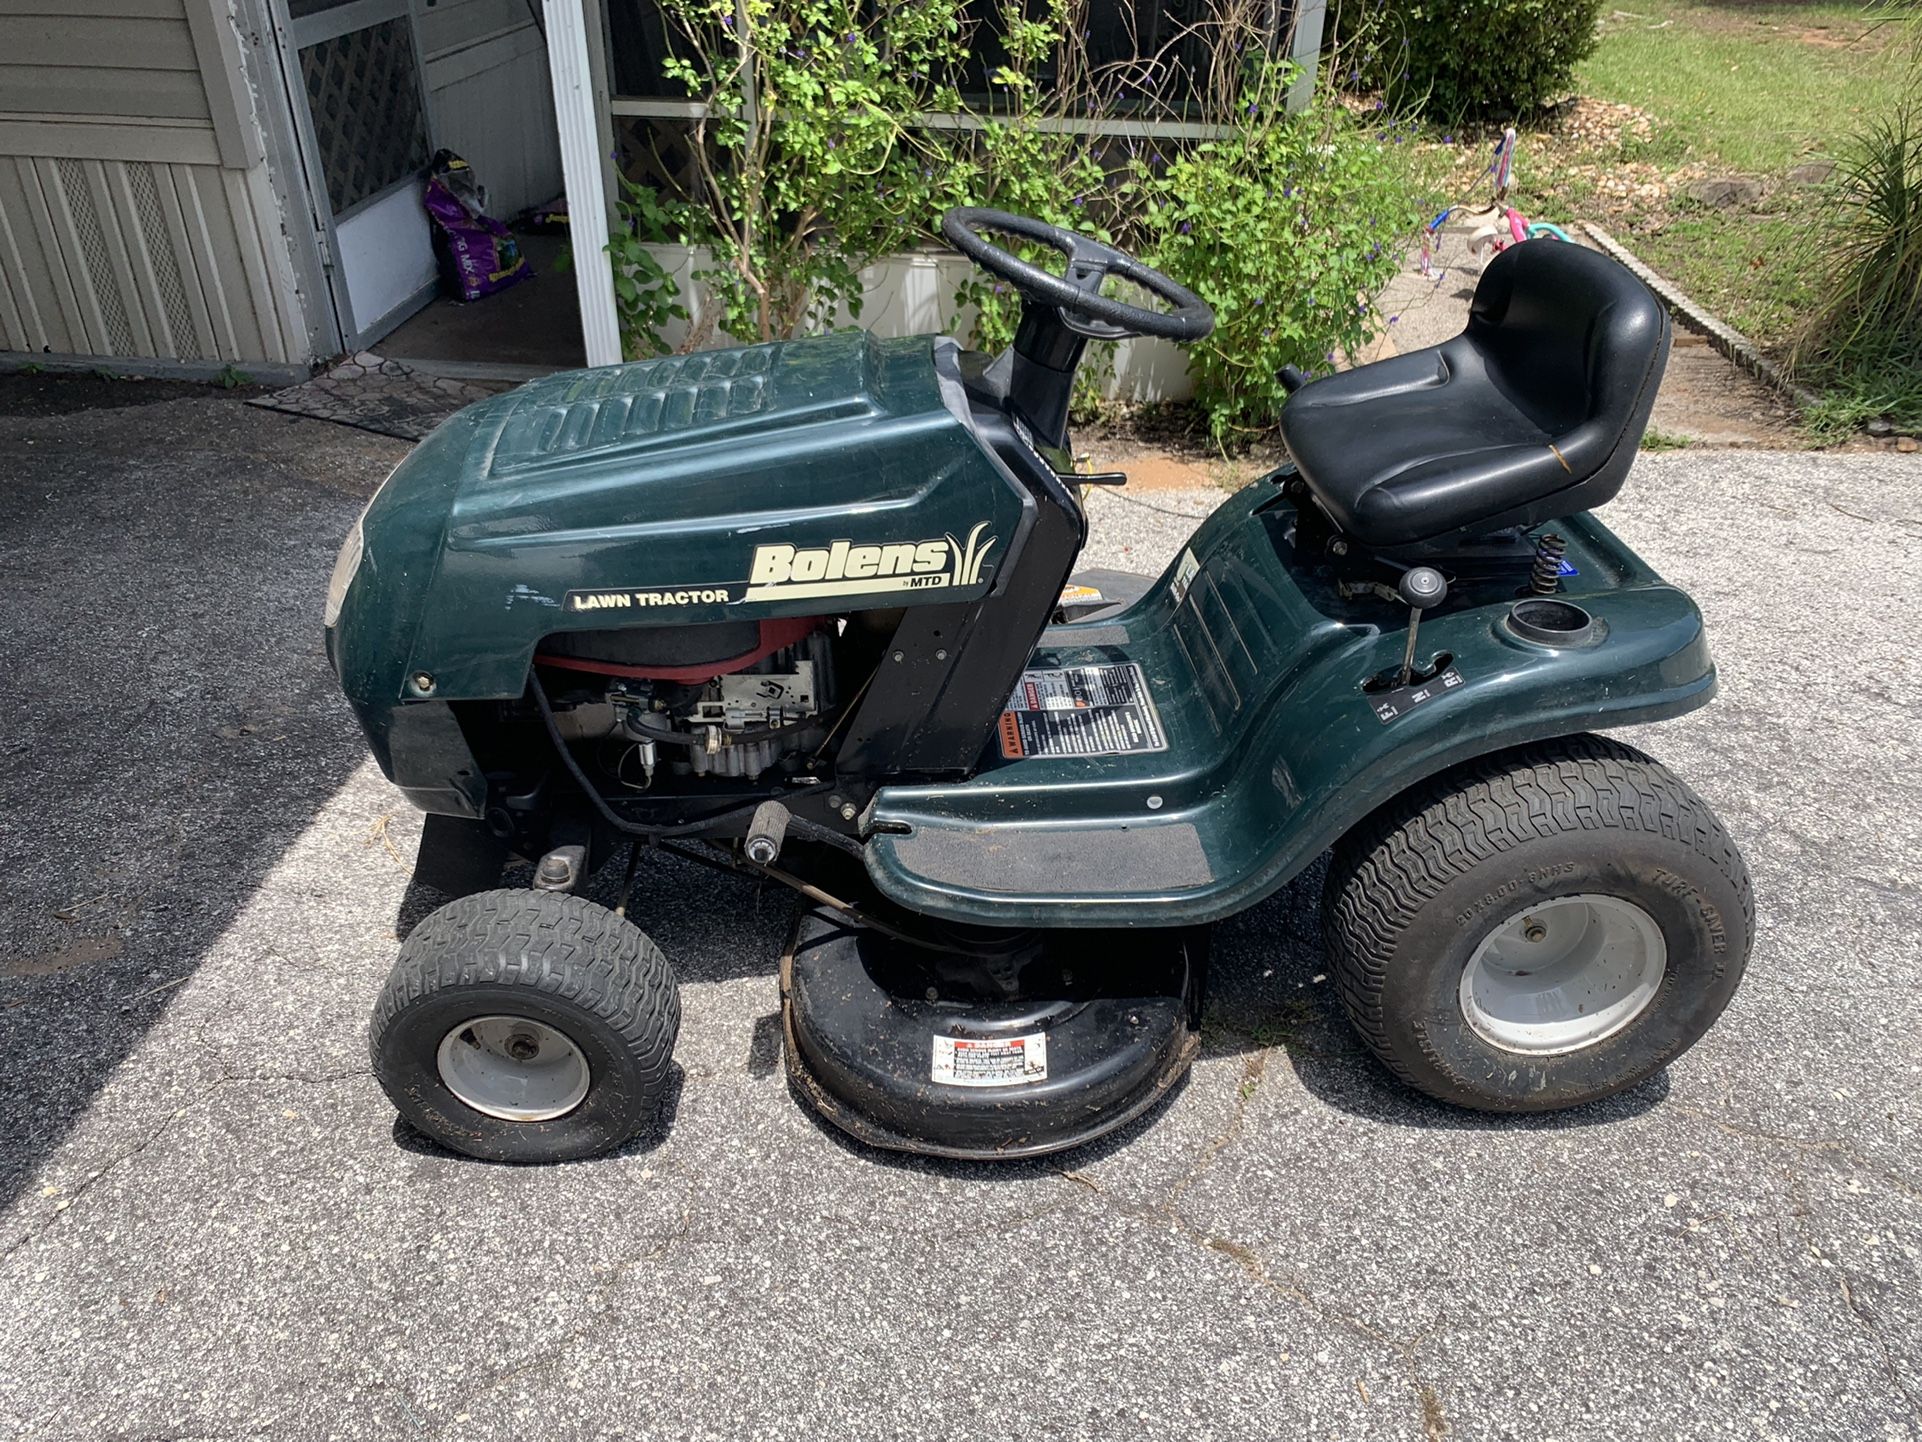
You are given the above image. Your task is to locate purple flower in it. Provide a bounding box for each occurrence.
[1179,221,1192,234]
[1388,315,1400,324]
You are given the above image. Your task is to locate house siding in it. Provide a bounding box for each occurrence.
[0,0,308,367]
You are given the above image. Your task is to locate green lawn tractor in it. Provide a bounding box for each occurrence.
[325,209,1751,1163]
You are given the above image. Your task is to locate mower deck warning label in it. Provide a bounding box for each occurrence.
[932,1032,1049,1087]
[997,662,1167,759]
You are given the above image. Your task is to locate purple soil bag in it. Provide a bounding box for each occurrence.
[423,150,531,302]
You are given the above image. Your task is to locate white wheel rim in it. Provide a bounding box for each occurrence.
[1459,894,1667,1056]
[436,1015,592,1121]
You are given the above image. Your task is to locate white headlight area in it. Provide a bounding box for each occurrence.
[324,465,400,629]
[322,517,365,629]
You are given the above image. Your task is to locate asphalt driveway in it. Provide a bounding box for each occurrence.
[2,390,1918,1441]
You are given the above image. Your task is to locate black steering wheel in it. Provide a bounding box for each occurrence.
[941,208,1214,343]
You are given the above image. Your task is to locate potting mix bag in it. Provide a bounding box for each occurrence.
[423,151,532,302]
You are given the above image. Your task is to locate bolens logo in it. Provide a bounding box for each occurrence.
[552,522,999,614]
[743,522,997,601]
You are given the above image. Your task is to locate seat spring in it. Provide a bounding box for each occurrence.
[1530,533,1568,595]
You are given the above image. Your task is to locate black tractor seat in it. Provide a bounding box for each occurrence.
[1277,241,1671,555]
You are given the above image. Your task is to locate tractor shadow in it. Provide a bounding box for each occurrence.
[598,844,1667,1180]
[0,398,410,1216]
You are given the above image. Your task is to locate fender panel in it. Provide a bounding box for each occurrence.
[863,481,1715,927]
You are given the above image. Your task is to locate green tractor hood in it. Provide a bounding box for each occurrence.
[328,332,1038,777]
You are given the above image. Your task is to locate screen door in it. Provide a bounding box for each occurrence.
[281,0,440,349]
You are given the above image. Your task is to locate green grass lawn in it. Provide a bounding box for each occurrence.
[1582,1,1905,175]
[1517,1,1910,353]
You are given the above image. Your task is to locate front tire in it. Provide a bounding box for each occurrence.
[1322,736,1751,1112]
[370,889,680,1161]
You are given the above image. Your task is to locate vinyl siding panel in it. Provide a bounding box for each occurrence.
[4,16,200,69]
[0,64,212,121]
[0,1,308,365]
[0,154,296,364]
[0,0,185,15]
[0,117,221,166]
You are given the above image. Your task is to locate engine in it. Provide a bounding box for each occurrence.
[540,619,837,787]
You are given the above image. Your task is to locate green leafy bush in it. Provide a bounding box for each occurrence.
[1349,0,1606,119]
[1132,65,1426,443]
[606,176,691,359]
[656,0,968,341]
[1793,101,1922,437]
[616,0,1429,442]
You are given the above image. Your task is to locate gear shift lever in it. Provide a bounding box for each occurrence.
[1397,566,1447,685]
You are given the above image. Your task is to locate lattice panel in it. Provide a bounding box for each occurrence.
[54,156,136,355]
[299,18,431,216]
[613,116,704,206]
[127,161,201,358]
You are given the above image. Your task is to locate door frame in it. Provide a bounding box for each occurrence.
[265,0,441,353]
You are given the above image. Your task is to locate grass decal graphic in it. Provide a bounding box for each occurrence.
[948,522,997,588]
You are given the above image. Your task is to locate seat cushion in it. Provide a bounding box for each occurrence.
[1277,242,1669,551]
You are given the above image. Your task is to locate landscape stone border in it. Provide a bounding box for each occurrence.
[1583,222,1822,416]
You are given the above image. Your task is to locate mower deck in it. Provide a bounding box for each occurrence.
[780,908,1205,1160]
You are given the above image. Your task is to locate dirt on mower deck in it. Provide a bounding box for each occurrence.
[3,378,1920,1442]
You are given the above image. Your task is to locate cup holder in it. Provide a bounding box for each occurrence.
[1505,598,1596,647]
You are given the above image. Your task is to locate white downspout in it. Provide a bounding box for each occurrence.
[1286,0,1326,113]
[544,0,623,367]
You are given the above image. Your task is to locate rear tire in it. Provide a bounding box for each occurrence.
[1322,736,1751,1112]
[370,888,680,1161]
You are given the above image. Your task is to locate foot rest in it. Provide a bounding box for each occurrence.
[876,819,1215,899]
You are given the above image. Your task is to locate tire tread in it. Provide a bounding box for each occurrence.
[369,889,681,1137]
[1323,735,1752,1093]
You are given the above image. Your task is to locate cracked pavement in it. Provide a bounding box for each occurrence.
[1,389,1919,1440]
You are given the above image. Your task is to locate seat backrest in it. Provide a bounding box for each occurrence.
[1466,241,1671,481]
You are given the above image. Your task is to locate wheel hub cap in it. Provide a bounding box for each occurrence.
[436,1015,591,1121]
[1459,894,1667,1056]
